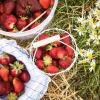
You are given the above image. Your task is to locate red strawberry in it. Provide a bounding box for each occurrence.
[50,0,54,6]
[10,61,24,77]
[27,17,34,24]
[35,48,43,59]
[0,81,6,95]
[49,47,57,58]
[56,47,66,59]
[0,54,12,65]
[61,33,71,45]
[46,65,59,73]
[34,11,42,18]
[44,9,51,18]
[59,57,72,69]
[3,0,15,14]
[43,55,52,66]
[16,4,27,17]
[39,0,50,9]
[36,60,44,69]
[30,22,40,29]
[0,67,9,82]
[20,70,30,82]
[65,45,74,58]
[0,3,4,14]
[13,78,24,94]
[3,14,17,30]
[17,18,27,30]
[38,34,49,41]
[5,82,11,95]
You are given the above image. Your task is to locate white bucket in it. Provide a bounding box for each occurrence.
[29,28,79,76]
[0,39,50,100]
[0,0,58,40]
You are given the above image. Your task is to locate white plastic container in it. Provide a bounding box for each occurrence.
[29,28,79,76]
[0,0,58,40]
[0,39,50,100]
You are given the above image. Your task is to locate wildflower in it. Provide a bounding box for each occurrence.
[89,60,96,72]
[86,49,94,60]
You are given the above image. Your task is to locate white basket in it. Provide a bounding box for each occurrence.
[29,28,79,76]
[0,0,58,40]
[0,39,50,100]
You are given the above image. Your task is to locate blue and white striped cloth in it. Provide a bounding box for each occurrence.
[0,39,50,100]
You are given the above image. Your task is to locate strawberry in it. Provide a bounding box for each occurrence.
[3,0,15,14]
[0,54,13,65]
[65,45,74,58]
[0,67,9,82]
[44,9,51,18]
[8,92,18,100]
[10,61,24,77]
[43,55,52,66]
[38,34,49,40]
[8,75,14,82]
[49,47,57,58]
[19,70,30,82]
[35,48,43,59]
[27,17,34,24]
[39,0,50,9]
[16,4,27,17]
[34,11,42,18]
[5,82,11,95]
[16,17,27,30]
[61,33,71,45]
[3,14,17,30]
[59,57,72,69]
[0,3,4,14]
[13,78,24,94]
[36,60,44,69]
[0,81,6,95]
[46,65,59,73]
[56,47,66,59]
[50,0,54,6]
[30,22,40,29]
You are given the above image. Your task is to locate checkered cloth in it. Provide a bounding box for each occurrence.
[0,39,50,100]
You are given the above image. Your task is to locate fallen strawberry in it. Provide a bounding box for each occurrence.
[36,60,44,69]
[13,78,24,94]
[3,0,15,14]
[10,61,24,77]
[39,0,50,9]
[16,17,27,30]
[46,65,59,73]
[59,57,72,69]
[3,14,17,30]
[19,70,30,83]
[0,67,9,82]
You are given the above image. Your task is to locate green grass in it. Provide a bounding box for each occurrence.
[50,0,100,99]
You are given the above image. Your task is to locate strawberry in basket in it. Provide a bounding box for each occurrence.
[0,0,55,32]
[0,53,30,99]
[32,30,76,75]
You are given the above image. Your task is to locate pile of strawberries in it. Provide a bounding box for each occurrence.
[33,32,75,74]
[0,53,30,99]
[0,0,54,32]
